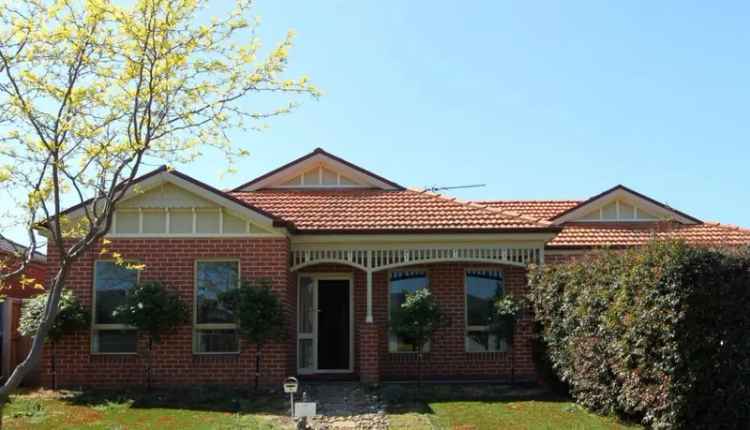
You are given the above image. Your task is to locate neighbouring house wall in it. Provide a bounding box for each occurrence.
[0,252,47,299]
[42,237,290,388]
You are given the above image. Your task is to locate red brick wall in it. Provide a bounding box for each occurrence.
[295,262,535,382]
[376,264,535,381]
[42,238,290,388]
[1,251,47,299]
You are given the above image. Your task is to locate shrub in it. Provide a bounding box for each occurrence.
[18,290,89,388]
[528,240,750,429]
[391,288,449,386]
[114,281,189,390]
[220,279,286,389]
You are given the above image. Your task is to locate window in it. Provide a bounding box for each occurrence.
[92,261,139,353]
[465,270,506,353]
[388,271,429,353]
[194,260,240,353]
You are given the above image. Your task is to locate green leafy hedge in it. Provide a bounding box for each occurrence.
[529,241,750,429]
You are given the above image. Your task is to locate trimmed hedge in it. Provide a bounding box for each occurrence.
[529,241,750,429]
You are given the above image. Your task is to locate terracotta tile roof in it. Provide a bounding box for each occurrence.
[231,189,557,233]
[548,222,750,248]
[475,200,750,248]
[476,200,582,220]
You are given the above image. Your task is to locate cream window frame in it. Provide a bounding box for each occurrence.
[387,269,431,354]
[91,260,140,355]
[193,259,241,354]
[464,268,507,353]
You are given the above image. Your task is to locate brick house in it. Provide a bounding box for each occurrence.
[37,148,750,388]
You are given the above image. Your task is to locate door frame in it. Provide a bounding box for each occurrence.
[296,272,354,374]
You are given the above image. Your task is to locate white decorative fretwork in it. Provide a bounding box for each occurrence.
[290,246,541,272]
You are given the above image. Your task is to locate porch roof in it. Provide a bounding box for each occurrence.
[230,189,557,234]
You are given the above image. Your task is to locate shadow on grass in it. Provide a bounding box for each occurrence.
[60,386,289,415]
[382,382,573,417]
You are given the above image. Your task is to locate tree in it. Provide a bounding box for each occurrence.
[0,0,317,421]
[390,288,449,389]
[221,278,285,390]
[17,290,89,389]
[114,281,188,390]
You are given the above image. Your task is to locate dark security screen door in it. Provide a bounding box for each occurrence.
[317,280,350,370]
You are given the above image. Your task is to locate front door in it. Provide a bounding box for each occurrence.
[317,280,350,370]
[297,275,353,374]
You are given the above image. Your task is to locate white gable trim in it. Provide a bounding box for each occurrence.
[552,187,699,225]
[59,170,287,237]
[238,152,401,191]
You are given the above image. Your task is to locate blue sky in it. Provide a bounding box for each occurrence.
[7,1,750,245]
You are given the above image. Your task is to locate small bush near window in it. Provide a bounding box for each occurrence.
[19,290,89,341]
[529,241,750,429]
[115,281,188,389]
[18,290,89,388]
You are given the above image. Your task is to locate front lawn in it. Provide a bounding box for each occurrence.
[4,388,291,430]
[385,384,641,430]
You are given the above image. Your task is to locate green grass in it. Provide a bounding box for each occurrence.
[385,385,641,430]
[4,389,291,430]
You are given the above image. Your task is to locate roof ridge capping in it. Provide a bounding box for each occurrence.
[410,187,555,228]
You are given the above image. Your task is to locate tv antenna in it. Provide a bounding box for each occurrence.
[424,184,486,192]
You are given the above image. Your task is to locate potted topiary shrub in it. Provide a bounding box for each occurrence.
[220,278,286,390]
[18,290,89,389]
[488,294,522,382]
[114,281,188,390]
[390,288,449,391]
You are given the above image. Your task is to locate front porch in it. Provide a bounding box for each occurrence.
[289,241,545,383]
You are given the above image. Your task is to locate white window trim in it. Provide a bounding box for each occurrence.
[464,268,508,353]
[91,260,140,355]
[193,259,241,355]
[387,269,431,354]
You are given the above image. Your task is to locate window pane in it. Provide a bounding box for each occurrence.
[298,339,313,369]
[95,261,138,324]
[466,270,504,327]
[94,330,137,353]
[389,271,428,352]
[195,329,238,353]
[466,330,506,353]
[298,277,314,334]
[196,261,239,324]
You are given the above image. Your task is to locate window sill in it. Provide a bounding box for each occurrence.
[464,351,510,359]
[192,352,241,362]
